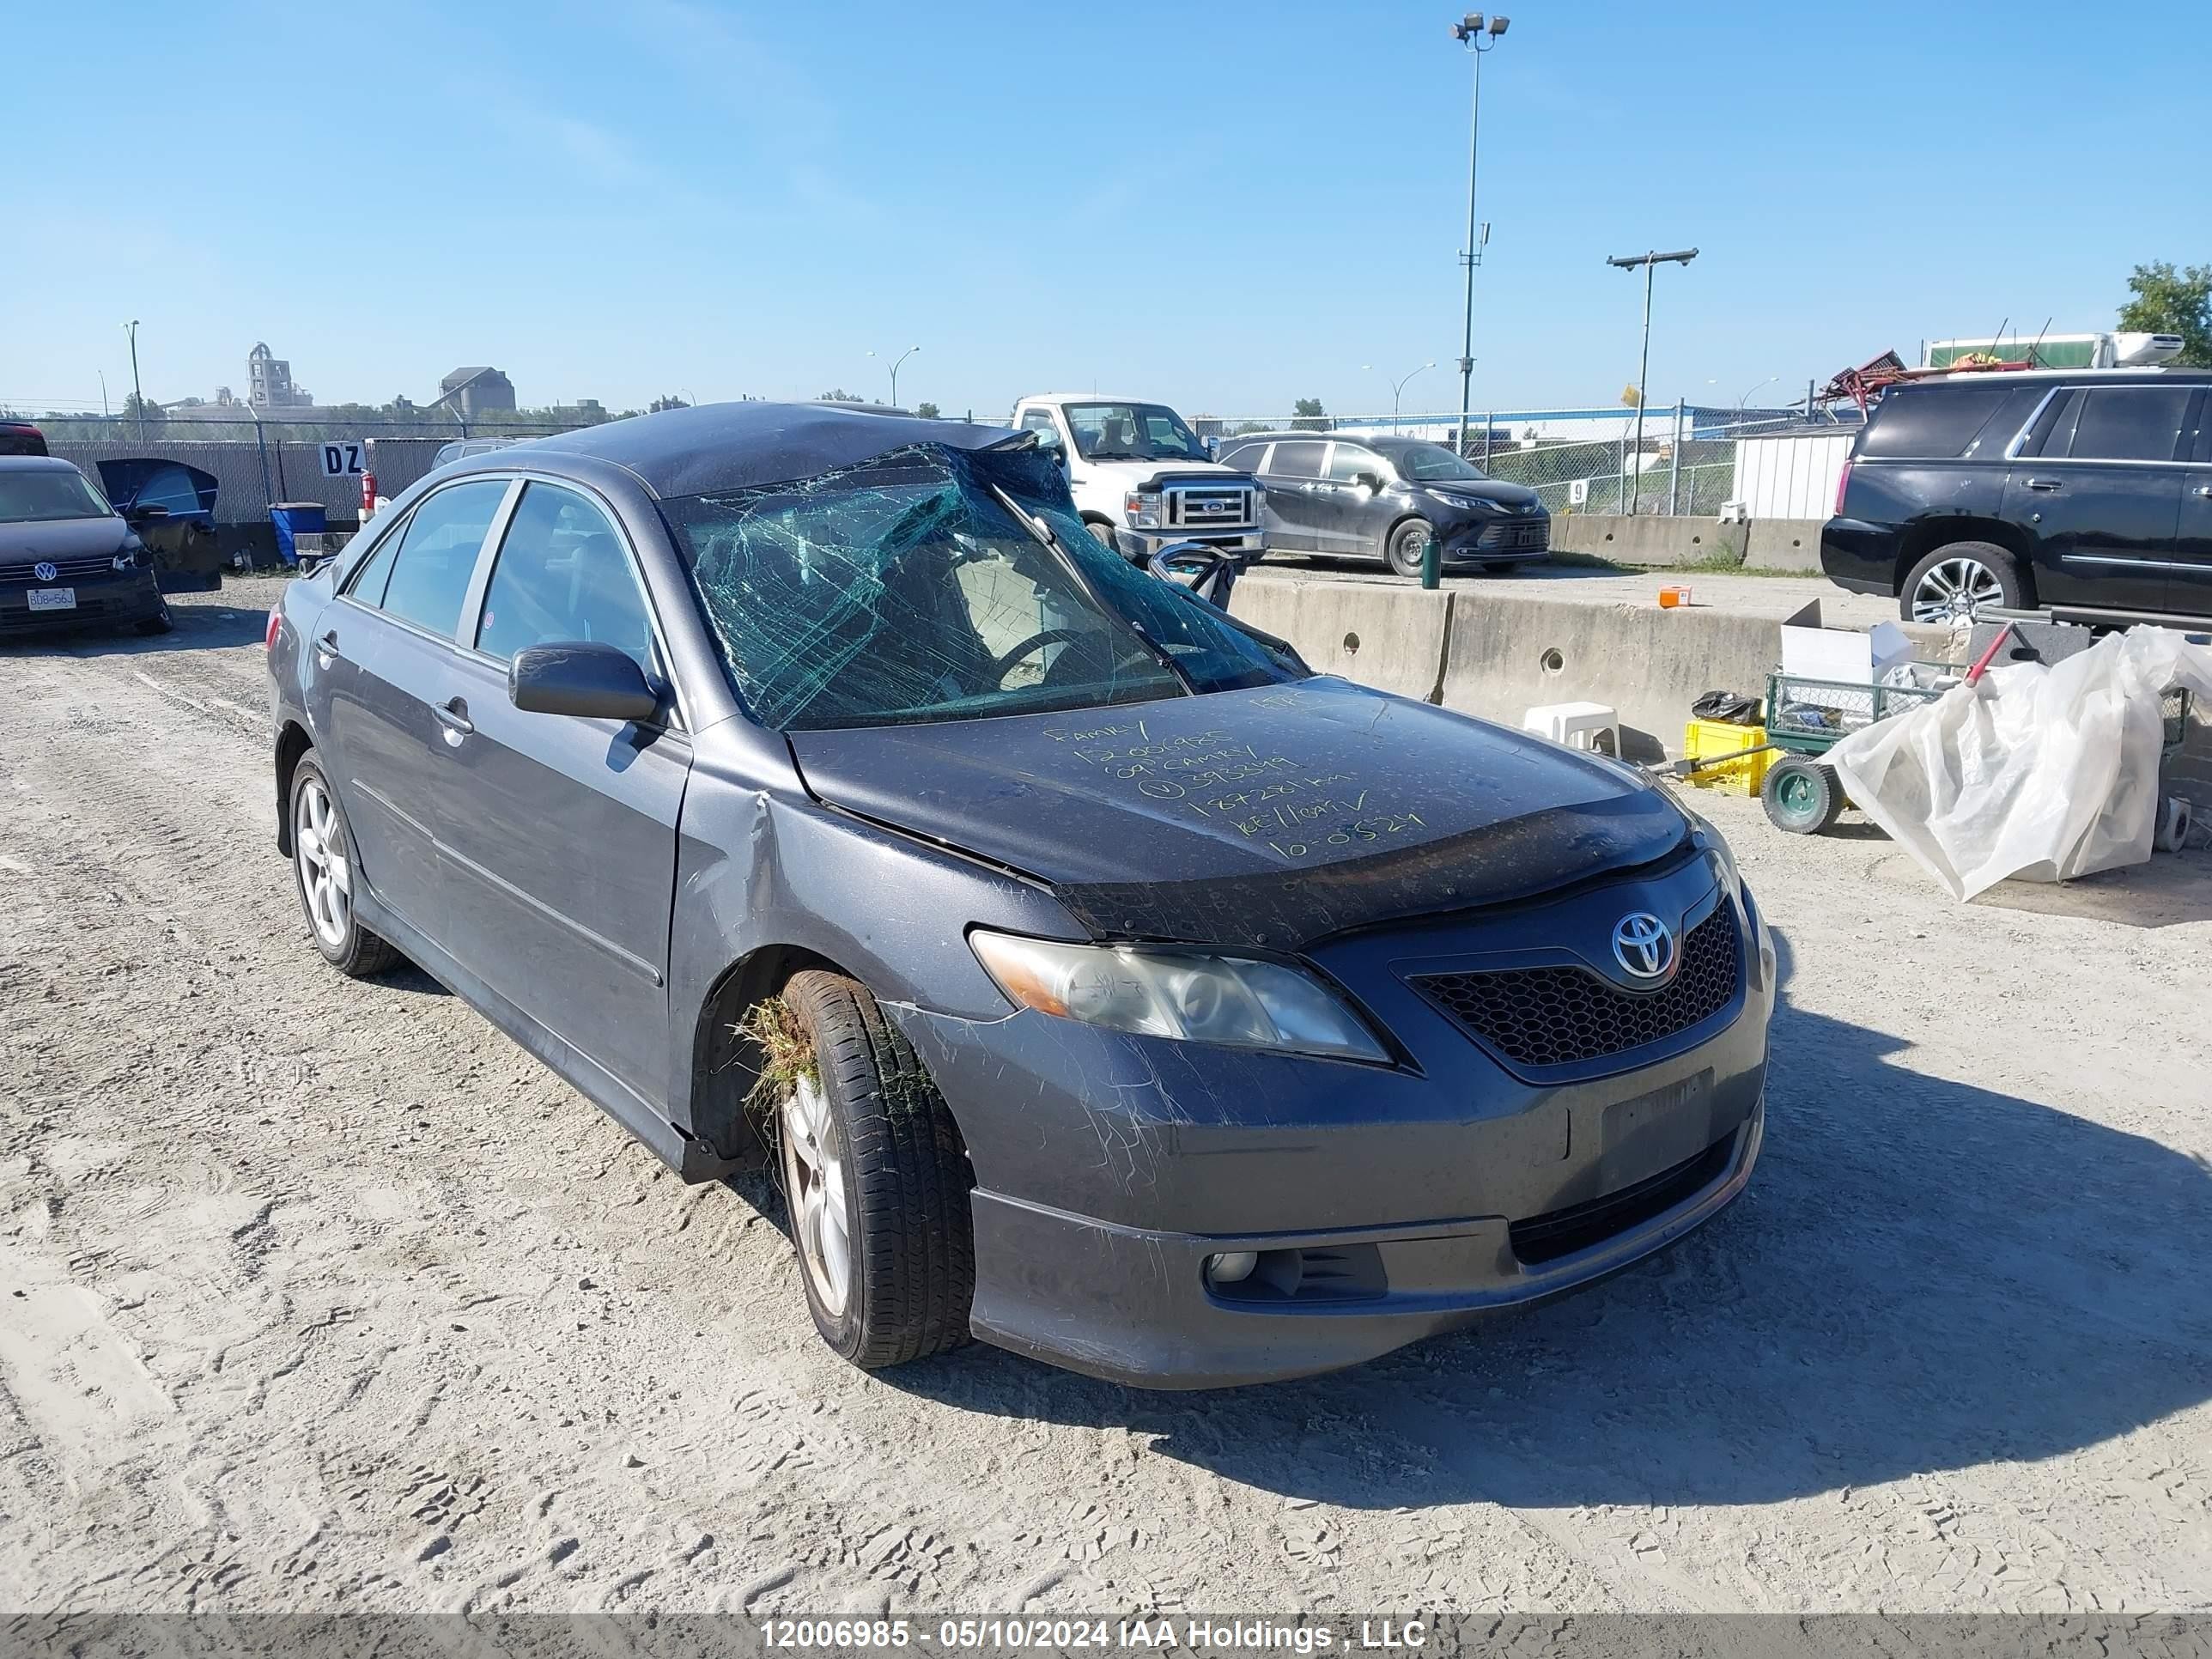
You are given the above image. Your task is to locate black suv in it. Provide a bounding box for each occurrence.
[1822,369,2212,625]
[1218,432,1549,578]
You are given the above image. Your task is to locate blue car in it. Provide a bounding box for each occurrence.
[265,401,1771,1387]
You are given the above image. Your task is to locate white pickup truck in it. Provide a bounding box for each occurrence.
[1010,393,1265,561]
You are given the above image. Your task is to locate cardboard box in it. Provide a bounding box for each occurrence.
[1779,599,1913,684]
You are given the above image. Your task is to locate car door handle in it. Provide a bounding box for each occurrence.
[432,697,473,737]
[2023,477,2063,491]
[315,628,340,660]
[2195,485,2212,499]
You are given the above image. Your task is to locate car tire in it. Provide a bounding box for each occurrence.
[1760,757,1846,835]
[135,598,173,635]
[774,969,975,1370]
[1084,519,1118,550]
[289,754,404,977]
[1385,518,1437,579]
[1899,541,2025,625]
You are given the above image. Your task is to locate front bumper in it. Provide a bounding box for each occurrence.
[1439,515,1551,563]
[1114,526,1266,562]
[891,856,1775,1388]
[0,567,165,633]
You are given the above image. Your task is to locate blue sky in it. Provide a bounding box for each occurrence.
[3,0,2197,425]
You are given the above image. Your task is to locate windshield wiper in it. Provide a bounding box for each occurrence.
[985,483,1196,697]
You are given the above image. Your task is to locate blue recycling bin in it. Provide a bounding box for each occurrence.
[269,501,326,567]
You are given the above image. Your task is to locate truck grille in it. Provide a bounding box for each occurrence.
[1,553,118,582]
[1167,486,1255,529]
[1411,908,1741,1070]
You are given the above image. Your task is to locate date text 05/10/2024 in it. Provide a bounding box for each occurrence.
[756,1618,1431,1652]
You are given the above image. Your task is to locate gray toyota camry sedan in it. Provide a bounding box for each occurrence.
[266,402,1772,1388]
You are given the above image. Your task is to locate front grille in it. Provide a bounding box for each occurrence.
[1476,521,1550,550]
[1,554,118,581]
[1168,486,1252,528]
[1413,908,1741,1070]
[1509,1134,1735,1265]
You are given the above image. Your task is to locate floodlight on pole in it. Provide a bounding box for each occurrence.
[1603,248,1698,514]
[1448,12,1509,457]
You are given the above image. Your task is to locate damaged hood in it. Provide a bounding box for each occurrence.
[787,678,1690,950]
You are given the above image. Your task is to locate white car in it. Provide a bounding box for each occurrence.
[1010,394,1265,560]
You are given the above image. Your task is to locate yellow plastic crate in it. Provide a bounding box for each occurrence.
[1681,719,1772,794]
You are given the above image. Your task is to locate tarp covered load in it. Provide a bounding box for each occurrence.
[1826,627,2212,900]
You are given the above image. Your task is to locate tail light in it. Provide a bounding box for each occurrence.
[264,606,282,651]
[1832,459,1853,516]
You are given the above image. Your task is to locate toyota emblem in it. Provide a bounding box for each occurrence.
[1612,912,1675,979]
[33,562,58,583]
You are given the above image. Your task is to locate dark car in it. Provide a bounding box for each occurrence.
[264,401,1771,1388]
[1821,368,2212,625]
[0,456,173,636]
[96,458,226,592]
[1219,431,1551,577]
[0,420,46,457]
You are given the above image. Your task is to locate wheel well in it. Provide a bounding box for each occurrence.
[274,721,313,856]
[688,944,849,1167]
[1893,518,2034,602]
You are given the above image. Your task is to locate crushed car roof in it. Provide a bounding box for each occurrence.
[520,401,1018,498]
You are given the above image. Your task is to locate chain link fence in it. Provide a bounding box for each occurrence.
[1203,404,1861,518]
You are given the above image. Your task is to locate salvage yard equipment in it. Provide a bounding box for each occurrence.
[1759,665,1953,834]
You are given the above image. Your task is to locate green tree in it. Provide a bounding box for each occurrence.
[817,387,867,403]
[2118,260,2212,366]
[915,400,941,420]
[648,394,690,413]
[118,392,166,431]
[1291,397,1328,432]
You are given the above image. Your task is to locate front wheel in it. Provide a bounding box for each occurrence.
[773,970,974,1370]
[1085,520,1118,550]
[1385,518,1436,579]
[1900,541,2025,625]
[1761,757,1846,835]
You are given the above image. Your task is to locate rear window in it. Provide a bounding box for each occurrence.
[1267,440,1326,478]
[1860,384,2041,459]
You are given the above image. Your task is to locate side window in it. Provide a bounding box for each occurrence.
[1018,409,1056,434]
[1268,440,1326,478]
[1219,442,1270,472]
[136,465,205,516]
[1327,444,1381,481]
[376,478,508,639]
[475,482,657,678]
[2068,386,2192,463]
[2020,389,2083,459]
[343,514,407,606]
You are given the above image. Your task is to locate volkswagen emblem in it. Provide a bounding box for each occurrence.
[33,562,58,583]
[1612,912,1674,979]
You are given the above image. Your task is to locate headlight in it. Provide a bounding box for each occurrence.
[969,930,1389,1064]
[112,544,142,571]
[1123,490,1162,529]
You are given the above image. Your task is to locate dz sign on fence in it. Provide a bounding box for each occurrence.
[319,441,367,478]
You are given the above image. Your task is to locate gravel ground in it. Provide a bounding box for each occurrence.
[2,579,2208,1617]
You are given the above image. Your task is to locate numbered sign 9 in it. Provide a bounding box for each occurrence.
[319,441,367,477]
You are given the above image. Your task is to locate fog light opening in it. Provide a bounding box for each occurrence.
[1205,1250,1259,1285]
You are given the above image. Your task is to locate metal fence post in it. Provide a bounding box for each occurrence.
[1617,432,1628,514]
[1483,411,1493,470]
[1668,398,1684,515]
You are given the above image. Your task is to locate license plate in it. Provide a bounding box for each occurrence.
[26,587,76,612]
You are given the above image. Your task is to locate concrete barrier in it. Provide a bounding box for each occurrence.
[1744,519,1827,573]
[1230,574,1454,703]
[1548,515,1747,568]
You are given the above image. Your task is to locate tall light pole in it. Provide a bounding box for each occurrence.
[121,319,144,440]
[1365,361,1437,430]
[867,345,921,408]
[1604,248,1697,514]
[1449,12,1507,457]
[1736,374,1778,411]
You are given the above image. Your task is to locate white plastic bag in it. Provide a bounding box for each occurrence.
[1825,627,2212,900]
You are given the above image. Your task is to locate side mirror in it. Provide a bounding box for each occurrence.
[508,641,661,723]
[1352,471,1384,492]
[127,503,172,523]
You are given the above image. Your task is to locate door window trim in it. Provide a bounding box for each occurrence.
[453,471,695,734]
[2004,382,2197,467]
[333,477,522,637]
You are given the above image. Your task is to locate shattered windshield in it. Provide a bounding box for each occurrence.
[1064,404,1209,463]
[662,444,1304,731]
[1392,442,1489,482]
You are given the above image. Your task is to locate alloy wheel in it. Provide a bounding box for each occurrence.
[781,1073,853,1317]
[294,776,353,948]
[1910,556,2003,623]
